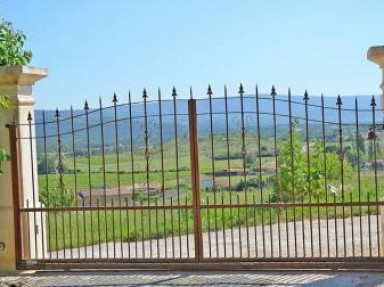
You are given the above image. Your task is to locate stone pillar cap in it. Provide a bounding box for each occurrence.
[368,46,384,67]
[0,66,48,85]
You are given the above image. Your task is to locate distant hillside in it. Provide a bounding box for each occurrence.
[33,94,379,151]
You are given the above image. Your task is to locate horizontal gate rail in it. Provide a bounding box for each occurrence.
[18,201,384,213]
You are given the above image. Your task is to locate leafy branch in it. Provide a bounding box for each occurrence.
[0,95,10,174]
[0,17,32,66]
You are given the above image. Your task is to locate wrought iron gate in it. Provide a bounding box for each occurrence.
[10,85,384,270]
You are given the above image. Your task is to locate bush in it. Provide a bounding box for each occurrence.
[277,119,352,200]
[40,180,74,207]
[0,17,32,65]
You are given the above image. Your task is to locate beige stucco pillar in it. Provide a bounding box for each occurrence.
[0,66,47,271]
[368,46,384,108]
[368,46,384,255]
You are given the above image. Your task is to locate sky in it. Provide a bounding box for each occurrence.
[1,0,384,109]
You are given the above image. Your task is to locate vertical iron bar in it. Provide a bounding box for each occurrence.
[239,84,250,257]
[277,199,281,258]
[370,96,380,257]
[111,198,116,258]
[221,194,226,258]
[133,199,138,258]
[253,195,259,258]
[128,92,136,206]
[256,85,266,258]
[334,193,338,258]
[185,197,190,258]
[158,89,166,205]
[207,197,212,258]
[230,198,234,258]
[269,195,273,257]
[26,201,32,259]
[125,198,131,259]
[237,195,242,258]
[76,199,80,258]
[112,93,124,258]
[27,112,38,258]
[42,112,51,258]
[68,206,73,259]
[158,89,168,259]
[285,199,289,258]
[55,109,67,259]
[224,85,232,193]
[142,89,153,258]
[163,207,168,259]
[207,86,220,258]
[172,88,181,202]
[301,195,305,257]
[155,198,160,258]
[288,89,297,257]
[320,94,330,258]
[271,86,279,198]
[83,102,94,258]
[81,199,86,259]
[317,194,321,257]
[303,91,314,258]
[98,98,109,258]
[350,193,355,258]
[354,97,363,257]
[26,201,34,259]
[188,98,203,261]
[368,192,372,257]
[139,198,144,258]
[171,87,182,258]
[336,95,346,257]
[8,123,22,265]
[239,84,248,200]
[97,198,101,258]
[170,197,175,258]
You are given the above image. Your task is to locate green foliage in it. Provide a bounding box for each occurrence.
[0,17,32,65]
[277,119,352,200]
[0,95,10,108]
[0,147,11,174]
[0,95,10,174]
[37,155,57,174]
[40,179,75,207]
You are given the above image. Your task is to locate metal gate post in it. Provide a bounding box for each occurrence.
[188,98,203,261]
[7,123,23,267]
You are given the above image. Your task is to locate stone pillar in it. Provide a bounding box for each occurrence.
[368,46,384,255]
[368,46,384,108]
[0,66,47,271]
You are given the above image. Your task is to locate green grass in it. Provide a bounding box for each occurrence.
[36,134,384,251]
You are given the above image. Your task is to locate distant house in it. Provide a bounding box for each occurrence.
[78,183,162,206]
[210,169,250,177]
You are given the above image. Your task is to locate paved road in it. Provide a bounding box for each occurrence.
[2,270,384,287]
[51,215,380,259]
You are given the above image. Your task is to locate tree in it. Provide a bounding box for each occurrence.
[0,16,32,66]
[0,16,33,174]
[277,118,352,201]
[37,155,57,174]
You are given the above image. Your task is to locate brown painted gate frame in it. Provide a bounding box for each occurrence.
[9,98,384,270]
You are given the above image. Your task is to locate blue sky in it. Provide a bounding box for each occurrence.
[2,0,383,109]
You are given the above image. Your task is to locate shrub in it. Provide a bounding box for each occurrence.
[277,118,352,200]
[0,17,32,65]
[40,180,75,207]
